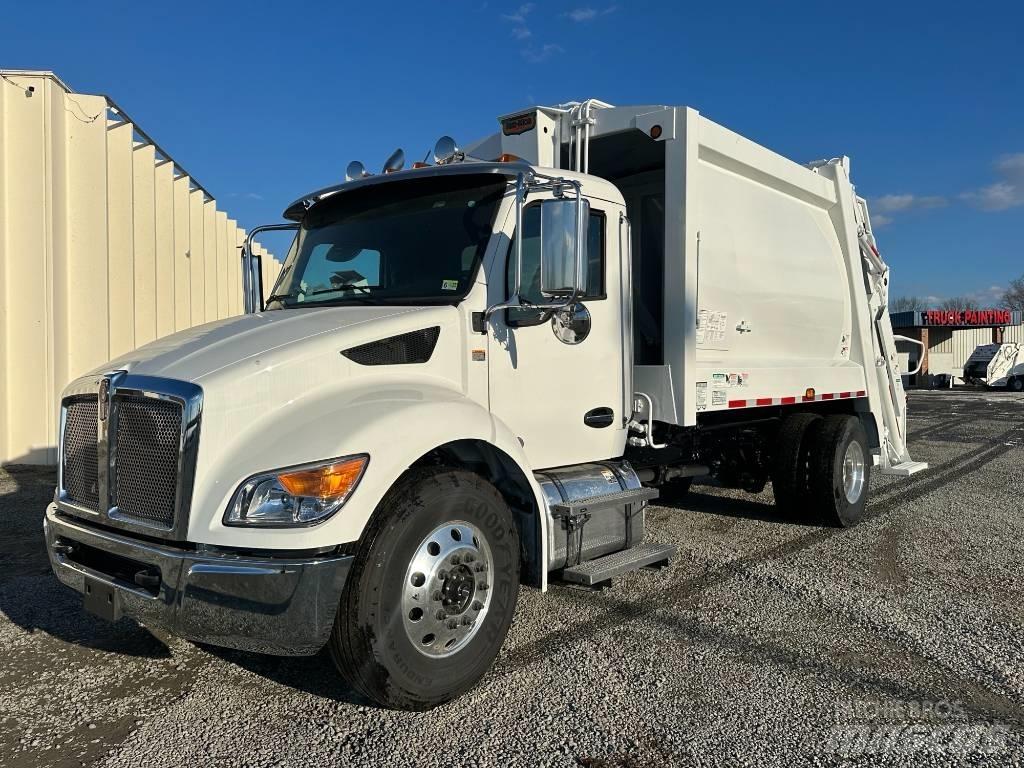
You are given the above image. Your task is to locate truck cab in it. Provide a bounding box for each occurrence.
[45,101,924,710]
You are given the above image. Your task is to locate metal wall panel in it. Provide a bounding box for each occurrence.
[107,121,135,359]
[172,174,192,332]
[154,161,175,338]
[217,210,229,319]
[0,71,279,464]
[203,200,218,321]
[132,143,158,347]
[188,188,206,326]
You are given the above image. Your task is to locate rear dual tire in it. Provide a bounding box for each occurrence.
[771,413,870,527]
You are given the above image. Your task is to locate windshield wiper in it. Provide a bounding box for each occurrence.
[304,284,372,297]
[264,293,294,307]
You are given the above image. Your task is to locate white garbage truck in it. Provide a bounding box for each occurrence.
[963,342,1024,390]
[45,100,926,709]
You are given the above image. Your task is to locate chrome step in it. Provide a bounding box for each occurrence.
[549,486,659,517]
[559,542,676,588]
[879,460,929,477]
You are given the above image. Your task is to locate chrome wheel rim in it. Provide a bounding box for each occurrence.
[843,441,866,504]
[402,520,493,658]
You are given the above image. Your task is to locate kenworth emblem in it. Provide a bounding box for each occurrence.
[98,377,110,421]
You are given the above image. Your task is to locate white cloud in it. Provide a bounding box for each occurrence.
[961,153,1024,211]
[522,43,564,63]
[872,214,893,228]
[567,7,598,21]
[872,193,947,213]
[511,26,531,39]
[962,285,1008,306]
[564,5,617,21]
[501,3,534,23]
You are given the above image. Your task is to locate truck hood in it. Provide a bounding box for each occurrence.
[96,306,436,382]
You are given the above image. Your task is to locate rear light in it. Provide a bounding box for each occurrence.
[497,153,520,163]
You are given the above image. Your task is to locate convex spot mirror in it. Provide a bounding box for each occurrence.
[539,197,588,298]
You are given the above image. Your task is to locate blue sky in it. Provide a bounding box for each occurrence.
[3,1,1021,303]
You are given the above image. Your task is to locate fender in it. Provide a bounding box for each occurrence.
[190,379,548,579]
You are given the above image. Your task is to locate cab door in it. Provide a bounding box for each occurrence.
[486,194,627,469]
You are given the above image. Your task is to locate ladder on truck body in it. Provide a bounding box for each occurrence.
[816,157,928,477]
[851,191,928,476]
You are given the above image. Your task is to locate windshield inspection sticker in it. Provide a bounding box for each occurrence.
[441,279,459,291]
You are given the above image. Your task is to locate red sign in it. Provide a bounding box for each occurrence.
[923,309,1012,326]
[501,113,536,136]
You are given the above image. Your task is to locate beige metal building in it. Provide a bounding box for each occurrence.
[0,71,281,465]
[892,309,1024,385]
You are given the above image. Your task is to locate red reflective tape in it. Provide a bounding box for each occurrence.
[756,398,774,406]
[822,393,835,400]
[840,392,852,399]
[728,400,746,408]
[856,390,866,397]
[780,396,796,404]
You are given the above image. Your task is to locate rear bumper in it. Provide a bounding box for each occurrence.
[44,504,352,656]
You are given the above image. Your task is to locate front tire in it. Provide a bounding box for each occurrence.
[808,415,871,527]
[1009,377,1024,393]
[329,468,520,710]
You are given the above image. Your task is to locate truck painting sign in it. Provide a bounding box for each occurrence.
[923,309,1014,327]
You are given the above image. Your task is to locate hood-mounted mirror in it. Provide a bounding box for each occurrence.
[433,136,460,164]
[345,161,369,181]
[382,148,405,174]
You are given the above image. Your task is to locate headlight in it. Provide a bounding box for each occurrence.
[224,455,368,527]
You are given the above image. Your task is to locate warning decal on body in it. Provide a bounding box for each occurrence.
[712,390,727,406]
[696,382,708,410]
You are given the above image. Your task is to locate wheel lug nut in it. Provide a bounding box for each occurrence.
[438,569,448,580]
[465,553,475,563]
[436,610,446,620]
[478,583,488,591]
[462,616,473,626]
[472,601,483,611]
[447,619,458,630]
[450,555,460,565]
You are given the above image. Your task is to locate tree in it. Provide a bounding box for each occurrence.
[889,295,927,312]
[1003,275,1024,312]
[939,296,980,311]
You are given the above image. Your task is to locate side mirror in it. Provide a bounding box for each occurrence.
[539,197,588,297]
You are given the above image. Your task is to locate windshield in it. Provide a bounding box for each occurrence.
[266,174,508,308]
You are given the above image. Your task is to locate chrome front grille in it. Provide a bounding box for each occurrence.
[58,374,202,540]
[113,397,183,527]
[62,397,99,508]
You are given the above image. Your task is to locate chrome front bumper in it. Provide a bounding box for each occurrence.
[44,504,352,656]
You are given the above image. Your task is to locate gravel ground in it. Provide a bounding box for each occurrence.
[2,389,1023,767]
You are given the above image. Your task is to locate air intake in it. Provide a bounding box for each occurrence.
[342,327,441,366]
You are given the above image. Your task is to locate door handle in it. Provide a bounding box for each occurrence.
[583,407,615,429]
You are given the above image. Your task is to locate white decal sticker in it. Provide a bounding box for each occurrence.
[712,390,727,406]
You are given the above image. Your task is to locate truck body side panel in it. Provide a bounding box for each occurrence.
[689,116,860,418]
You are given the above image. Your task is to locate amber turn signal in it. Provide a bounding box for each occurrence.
[278,456,368,499]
